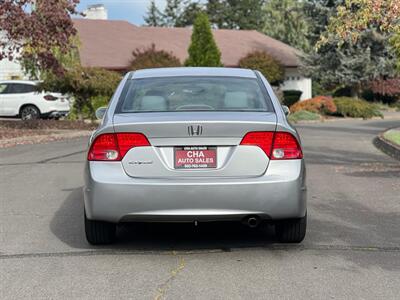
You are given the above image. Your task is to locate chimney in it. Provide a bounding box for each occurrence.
[83,4,108,20]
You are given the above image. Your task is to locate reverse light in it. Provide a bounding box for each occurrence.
[88,133,150,161]
[240,131,303,160]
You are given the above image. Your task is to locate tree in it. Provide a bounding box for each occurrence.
[323,0,399,42]
[206,0,266,30]
[0,0,79,76]
[41,67,121,120]
[185,13,222,67]
[163,0,183,27]
[238,51,284,84]
[144,0,163,26]
[175,2,205,27]
[130,44,181,70]
[302,0,341,46]
[263,0,309,51]
[301,0,398,97]
[303,30,397,98]
[320,0,400,70]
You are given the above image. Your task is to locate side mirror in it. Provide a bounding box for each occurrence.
[95,107,107,120]
[282,105,290,116]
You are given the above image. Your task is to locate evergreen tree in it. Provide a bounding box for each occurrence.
[263,0,309,51]
[207,0,265,30]
[175,2,204,27]
[144,0,163,27]
[163,0,183,27]
[303,31,397,98]
[301,1,396,97]
[302,0,341,45]
[185,13,222,67]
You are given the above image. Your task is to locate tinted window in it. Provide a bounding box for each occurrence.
[118,77,272,113]
[8,84,37,94]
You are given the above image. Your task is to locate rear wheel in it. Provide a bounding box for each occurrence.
[275,213,307,243]
[20,105,40,120]
[84,212,116,245]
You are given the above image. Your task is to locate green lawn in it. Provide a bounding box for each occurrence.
[384,129,400,146]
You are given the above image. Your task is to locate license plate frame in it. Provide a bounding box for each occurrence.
[174,146,217,169]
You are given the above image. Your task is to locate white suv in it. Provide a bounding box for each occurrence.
[0,80,71,120]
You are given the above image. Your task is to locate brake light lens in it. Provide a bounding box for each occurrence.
[116,133,150,158]
[272,132,303,159]
[44,95,58,101]
[88,133,150,161]
[240,131,303,160]
[240,132,274,157]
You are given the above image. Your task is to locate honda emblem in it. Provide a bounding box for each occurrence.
[188,125,203,136]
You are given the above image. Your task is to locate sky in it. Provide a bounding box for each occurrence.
[77,0,167,25]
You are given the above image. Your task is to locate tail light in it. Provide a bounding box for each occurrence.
[88,133,150,161]
[240,131,303,160]
[44,95,58,101]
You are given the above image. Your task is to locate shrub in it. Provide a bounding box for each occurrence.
[130,44,181,70]
[290,96,337,115]
[288,110,321,123]
[391,102,400,111]
[238,51,284,84]
[41,67,121,120]
[185,13,222,67]
[68,95,110,120]
[283,90,302,107]
[333,97,383,119]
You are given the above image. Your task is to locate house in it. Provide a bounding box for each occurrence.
[0,8,312,100]
[0,32,27,81]
[73,18,312,100]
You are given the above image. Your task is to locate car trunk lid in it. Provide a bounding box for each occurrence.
[113,112,276,178]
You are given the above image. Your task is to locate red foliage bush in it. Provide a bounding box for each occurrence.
[369,78,400,96]
[290,96,337,115]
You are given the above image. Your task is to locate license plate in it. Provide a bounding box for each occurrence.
[174,146,217,169]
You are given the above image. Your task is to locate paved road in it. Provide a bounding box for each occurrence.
[1,118,400,299]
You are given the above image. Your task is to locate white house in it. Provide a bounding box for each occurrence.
[0,32,27,80]
[281,68,312,100]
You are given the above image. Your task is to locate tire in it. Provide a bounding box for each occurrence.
[275,213,307,243]
[84,212,116,245]
[20,105,40,120]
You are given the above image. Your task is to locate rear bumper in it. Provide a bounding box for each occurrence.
[84,160,307,223]
[42,110,69,118]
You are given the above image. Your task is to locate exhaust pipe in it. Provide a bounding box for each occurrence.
[245,216,260,228]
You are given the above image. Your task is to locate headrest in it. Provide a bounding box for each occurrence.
[224,92,249,108]
[140,96,167,111]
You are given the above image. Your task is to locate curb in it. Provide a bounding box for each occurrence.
[0,130,92,149]
[373,130,400,161]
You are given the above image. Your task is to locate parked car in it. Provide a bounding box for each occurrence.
[0,80,71,120]
[84,68,307,245]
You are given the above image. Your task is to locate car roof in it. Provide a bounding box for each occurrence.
[0,80,38,85]
[131,67,257,79]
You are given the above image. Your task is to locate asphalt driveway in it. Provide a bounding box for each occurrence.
[1,118,399,299]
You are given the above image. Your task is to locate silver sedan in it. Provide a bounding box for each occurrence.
[84,67,307,244]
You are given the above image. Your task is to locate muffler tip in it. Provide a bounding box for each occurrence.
[246,216,260,228]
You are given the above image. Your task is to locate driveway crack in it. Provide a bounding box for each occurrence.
[154,252,186,300]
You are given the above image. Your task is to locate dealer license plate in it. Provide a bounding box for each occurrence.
[174,146,217,169]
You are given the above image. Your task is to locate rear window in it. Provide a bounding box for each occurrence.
[118,76,273,113]
[9,83,38,94]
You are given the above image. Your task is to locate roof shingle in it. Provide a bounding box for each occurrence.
[73,19,300,70]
